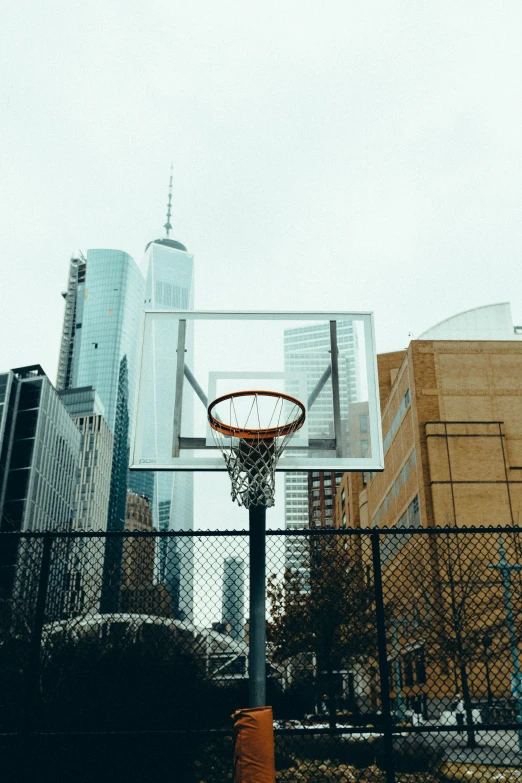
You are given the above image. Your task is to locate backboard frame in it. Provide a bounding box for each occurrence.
[130,310,384,473]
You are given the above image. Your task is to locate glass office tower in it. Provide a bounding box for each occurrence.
[283,322,360,580]
[57,250,147,612]
[72,250,144,431]
[57,251,154,505]
[142,237,195,621]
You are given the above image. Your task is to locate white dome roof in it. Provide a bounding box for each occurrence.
[419,302,520,341]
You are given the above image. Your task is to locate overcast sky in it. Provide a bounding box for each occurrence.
[1,0,522,381]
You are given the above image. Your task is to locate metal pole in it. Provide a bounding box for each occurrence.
[172,319,187,458]
[392,619,406,722]
[307,364,332,411]
[488,534,522,753]
[329,321,343,458]
[27,534,52,725]
[371,531,396,783]
[249,504,267,707]
[184,363,208,408]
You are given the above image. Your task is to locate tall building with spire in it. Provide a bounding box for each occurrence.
[141,169,195,621]
[56,170,193,618]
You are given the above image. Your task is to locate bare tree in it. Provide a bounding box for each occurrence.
[267,534,376,729]
[419,530,509,749]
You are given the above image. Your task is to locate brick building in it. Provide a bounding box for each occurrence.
[336,339,522,717]
[337,340,522,532]
[120,492,173,617]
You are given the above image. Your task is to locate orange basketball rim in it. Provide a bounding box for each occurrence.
[207,390,306,441]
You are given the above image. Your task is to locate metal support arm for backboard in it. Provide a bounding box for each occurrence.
[307,365,332,410]
[172,319,187,458]
[184,363,208,408]
[329,321,343,458]
[176,360,338,453]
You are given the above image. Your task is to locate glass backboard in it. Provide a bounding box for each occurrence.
[130,311,383,472]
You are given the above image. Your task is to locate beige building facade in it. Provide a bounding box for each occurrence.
[336,340,522,717]
[58,387,114,616]
[337,340,522,532]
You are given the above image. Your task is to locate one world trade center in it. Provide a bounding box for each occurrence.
[142,178,195,621]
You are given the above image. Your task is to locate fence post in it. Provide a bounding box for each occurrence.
[27,533,52,726]
[371,530,396,783]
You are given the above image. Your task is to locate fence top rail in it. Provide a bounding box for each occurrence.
[3,525,522,538]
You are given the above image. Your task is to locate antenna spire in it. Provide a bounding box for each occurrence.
[164,164,173,237]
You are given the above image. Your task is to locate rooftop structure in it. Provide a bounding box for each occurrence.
[418,302,522,341]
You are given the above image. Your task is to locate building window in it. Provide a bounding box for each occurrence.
[361,440,368,457]
[383,388,411,453]
[397,494,421,529]
[359,414,368,433]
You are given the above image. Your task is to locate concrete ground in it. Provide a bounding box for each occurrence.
[437,728,522,768]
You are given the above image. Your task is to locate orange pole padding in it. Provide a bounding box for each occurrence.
[232,706,276,783]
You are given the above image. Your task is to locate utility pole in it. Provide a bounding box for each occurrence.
[487,535,522,753]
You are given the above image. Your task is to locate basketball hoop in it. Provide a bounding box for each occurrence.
[208,390,306,508]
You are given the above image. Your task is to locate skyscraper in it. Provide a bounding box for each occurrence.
[0,365,80,536]
[58,387,113,534]
[57,248,146,612]
[100,354,131,612]
[0,365,81,618]
[222,557,245,642]
[57,254,86,391]
[56,176,195,618]
[141,173,195,621]
[59,386,113,615]
[283,322,360,579]
[63,249,144,430]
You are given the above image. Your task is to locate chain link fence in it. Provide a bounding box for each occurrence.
[1,527,522,781]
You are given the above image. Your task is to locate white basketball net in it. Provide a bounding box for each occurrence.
[209,393,304,508]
